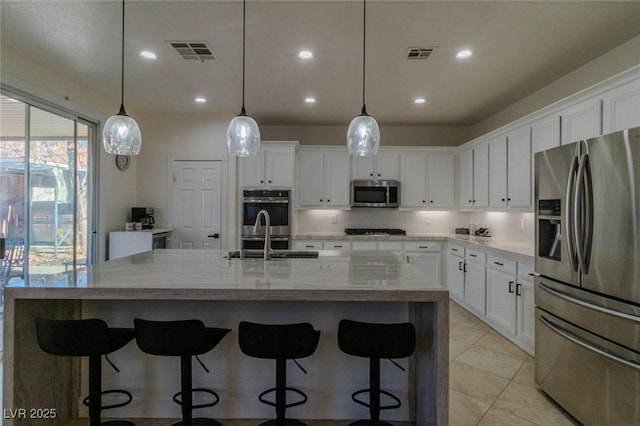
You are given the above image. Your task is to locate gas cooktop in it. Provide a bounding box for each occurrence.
[344,228,406,235]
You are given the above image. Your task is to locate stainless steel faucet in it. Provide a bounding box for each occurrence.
[254,209,272,260]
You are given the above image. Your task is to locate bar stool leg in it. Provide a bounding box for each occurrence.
[370,358,381,424]
[89,355,101,426]
[180,355,193,426]
[275,358,286,425]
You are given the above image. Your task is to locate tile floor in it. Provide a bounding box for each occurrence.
[449,301,578,426]
[3,301,579,426]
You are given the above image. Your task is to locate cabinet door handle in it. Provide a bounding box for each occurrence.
[463,263,467,273]
[469,254,477,257]
[334,245,343,248]
[494,261,504,266]
[501,198,505,202]
[430,200,434,203]
[268,180,272,183]
[451,248,458,252]
[320,199,323,202]
[260,180,264,183]
[516,283,522,296]
[419,245,429,249]
[458,261,463,271]
[327,199,330,202]
[508,281,514,293]
[305,245,315,248]
[422,200,426,203]
[370,173,374,177]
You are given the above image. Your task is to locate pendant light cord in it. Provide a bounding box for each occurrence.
[241,0,246,112]
[120,0,125,108]
[362,0,366,108]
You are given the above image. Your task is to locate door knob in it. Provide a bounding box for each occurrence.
[208,233,220,239]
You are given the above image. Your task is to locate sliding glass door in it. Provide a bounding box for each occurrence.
[1,93,96,287]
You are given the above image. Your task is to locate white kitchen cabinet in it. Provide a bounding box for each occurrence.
[446,244,465,304]
[489,128,532,209]
[322,240,351,250]
[532,115,561,153]
[351,241,378,250]
[405,242,442,286]
[428,152,456,208]
[239,144,296,188]
[485,255,518,336]
[297,149,350,208]
[459,143,489,209]
[291,240,322,250]
[400,151,455,209]
[601,78,640,134]
[352,150,400,180]
[464,249,486,317]
[560,98,602,145]
[516,263,535,352]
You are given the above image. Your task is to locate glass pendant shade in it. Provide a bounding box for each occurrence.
[347,108,380,156]
[103,106,141,155]
[227,109,260,157]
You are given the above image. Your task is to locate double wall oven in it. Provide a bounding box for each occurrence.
[241,189,290,250]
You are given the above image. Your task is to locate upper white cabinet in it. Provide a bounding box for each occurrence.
[352,150,400,180]
[400,151,455,208]
[560,98,601,145]
[489,136,508,208]
[602,78,640,134]
[297,148,350,209]
[459,143,489,209]
[239,144,297,188]
[532,115,561,153]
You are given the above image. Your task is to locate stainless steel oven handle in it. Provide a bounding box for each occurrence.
[565,155,579,273]
[539,315,640,371]
[242,198,290,204]
[539,282,640,324]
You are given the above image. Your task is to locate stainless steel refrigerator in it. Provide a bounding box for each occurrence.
[535,127,640,425]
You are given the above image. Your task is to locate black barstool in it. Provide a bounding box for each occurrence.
[35,318,136,426]
[238,321,321,426]
[134,319,230,426]
[337,319,416,426]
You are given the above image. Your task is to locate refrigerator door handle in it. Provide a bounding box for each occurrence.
[565,155,579,272]
[575,153,593,274]
[539,315,640,372]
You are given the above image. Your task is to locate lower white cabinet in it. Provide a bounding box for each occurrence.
[486,268,517,335]
[446,245,465,304]
[464,260,486,317]
[516,264,535,352]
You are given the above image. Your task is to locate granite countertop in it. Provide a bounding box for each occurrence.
[293,232,534,262]
[5,249,448,302]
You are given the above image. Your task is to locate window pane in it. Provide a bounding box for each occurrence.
[29,106,75,276]
[0,95,26,287]
[76,123,89,267]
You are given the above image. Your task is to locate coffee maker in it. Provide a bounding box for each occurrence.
[132,207,155,230]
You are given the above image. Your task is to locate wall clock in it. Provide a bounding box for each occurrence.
[115,155,130,171]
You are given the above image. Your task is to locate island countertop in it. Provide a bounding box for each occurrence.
[7,249,448,302]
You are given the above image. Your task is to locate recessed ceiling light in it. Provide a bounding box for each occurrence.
[456,49,473,59]
[298,50,314,60]
[414,98,427,104]
[194,97,207,103]
[140,51,157,60]
[304,97,316,104]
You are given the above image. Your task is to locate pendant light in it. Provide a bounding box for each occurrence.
[103,0,141,156]
[347,0,380,157]
[227,0,260,157]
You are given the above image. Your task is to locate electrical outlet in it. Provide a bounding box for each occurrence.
[424,214,431,225]
[331,214,338,224]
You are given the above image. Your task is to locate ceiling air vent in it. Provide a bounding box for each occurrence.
[168,41,216,62]
[407,47,436,60]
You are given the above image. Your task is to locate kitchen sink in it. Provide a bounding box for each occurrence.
[226,250,319,259]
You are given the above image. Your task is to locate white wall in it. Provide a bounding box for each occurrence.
[469,212,534,246]
[1,46,137,262]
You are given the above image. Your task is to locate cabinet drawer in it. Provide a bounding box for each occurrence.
[322,240,351,250]
[292,240,322,250]
[448,244,465,257]
[487,254,517,275]
[378,241,403,252]
[404,242,441,252]
[466,248,486,264]
[351,241,378,250]
[518,263,535,280]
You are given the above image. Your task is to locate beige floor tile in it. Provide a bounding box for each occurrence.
[493,381,578,426]
[478,406,539,426]
[512,356,536,386]
[450,320,491,346]
[450,337,471,361]
[449,360,510,404]
[474,330,529,361]
[449,388,491,426]
[456,343,526,380]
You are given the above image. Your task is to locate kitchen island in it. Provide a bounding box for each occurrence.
[3,249,448,425]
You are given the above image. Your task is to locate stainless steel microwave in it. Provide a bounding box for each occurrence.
[351,179,400,208]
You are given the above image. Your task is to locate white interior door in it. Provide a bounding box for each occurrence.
[172,160,223,249]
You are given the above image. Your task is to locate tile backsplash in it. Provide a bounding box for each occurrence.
[294,209,534,245]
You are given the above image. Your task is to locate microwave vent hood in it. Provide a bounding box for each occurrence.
[351,179,400,208]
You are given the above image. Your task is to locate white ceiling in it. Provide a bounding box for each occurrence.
[2,1,640,127]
